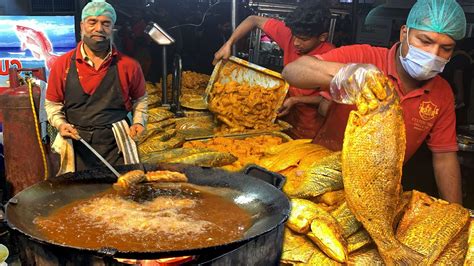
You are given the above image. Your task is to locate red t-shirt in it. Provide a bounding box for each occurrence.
[46,42,146,111]
[263,18,335,139]
[314,44,458,161]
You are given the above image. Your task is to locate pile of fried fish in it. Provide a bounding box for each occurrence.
[271,72,474,265]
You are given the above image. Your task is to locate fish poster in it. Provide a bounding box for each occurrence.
[0,16,76,88]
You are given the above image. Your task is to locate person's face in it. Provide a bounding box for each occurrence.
[292,33,327,55]
[399,25,456,60]
[80,15,114,41]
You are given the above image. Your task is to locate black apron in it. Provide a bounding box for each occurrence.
[65,52,128,171]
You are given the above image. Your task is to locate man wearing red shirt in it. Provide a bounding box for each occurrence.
[45,0,148,171]
[213,1,335,139]
[282,0,466,204]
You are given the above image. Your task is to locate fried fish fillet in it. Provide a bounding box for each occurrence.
[342,72,422,264]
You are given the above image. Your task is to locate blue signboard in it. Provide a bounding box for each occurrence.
[0,16,76,87]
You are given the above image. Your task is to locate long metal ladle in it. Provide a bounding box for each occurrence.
[78,138,121,178]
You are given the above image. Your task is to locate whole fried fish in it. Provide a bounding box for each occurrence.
[283,152,343,199]
[396,191,470,264]
[465,220,474,266]
[288,199,348,262]
[341,72,422,264]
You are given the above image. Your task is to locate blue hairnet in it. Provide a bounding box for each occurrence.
[407,0,466,40]
[82,0,116,24]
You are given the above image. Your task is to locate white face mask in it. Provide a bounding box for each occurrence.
[399,28,449,81]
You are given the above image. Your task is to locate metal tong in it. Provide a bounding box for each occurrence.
[78,138,121,178]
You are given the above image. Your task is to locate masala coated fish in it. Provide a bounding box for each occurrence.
[341,70,422,264]
[396,190,470,264]
[465,220,474,266]
[113,170,188,192]
[284,152,343,199]
[330,202,361,238]
[288,199,348,262]
[166,151,237,167]
[281,229,318,264]
[347,229,373,253]
[434,223,470,265]
[347,246,384,266]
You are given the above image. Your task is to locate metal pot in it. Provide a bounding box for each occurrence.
[5,163,290,264]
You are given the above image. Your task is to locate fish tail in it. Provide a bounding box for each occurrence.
[380,243,424,265]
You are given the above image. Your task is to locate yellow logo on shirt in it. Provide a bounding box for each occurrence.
[419,101,439,121]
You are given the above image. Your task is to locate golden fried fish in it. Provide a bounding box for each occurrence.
[287,199,347,262]
[465,220,474,266]
[396,190,470,264]
[284,152,343,199]
[342,72,422,264]
[330,201,361,238]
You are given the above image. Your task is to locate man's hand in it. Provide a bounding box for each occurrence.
[330,64,393,114]
[129,123,145,140]
[277,97,297,117]
[58,123,80,140]
[213,42,232,65]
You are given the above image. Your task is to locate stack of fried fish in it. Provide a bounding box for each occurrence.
[268,71,474,265]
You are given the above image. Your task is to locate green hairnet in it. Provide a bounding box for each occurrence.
[407,0,466,40]
[82,0,116,24]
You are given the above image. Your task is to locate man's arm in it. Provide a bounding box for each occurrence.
[213,15,269,64]
[278,95,322,116]
[129,93,148,139]
[432,151,462,204]
[44,99,79,139]
[282,56,345,89]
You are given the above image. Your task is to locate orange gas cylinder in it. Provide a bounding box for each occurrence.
[0,84,58,197]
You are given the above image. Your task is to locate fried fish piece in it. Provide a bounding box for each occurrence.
[166,151,237,167]
[330,201,361,238]
[140,148,212,164]
[281,229,317,264]
[347,246,384,266]
[434,222,469,265]
[266,139,313,156]
[113,170,145,192]
[145,170,188,183]
[396,190,470,265]
[288,199,348,263]
[465,220,474,266]
[113,170,188,192]
[284,152,343,199]
[347,229,373,253]
[342,72,422,264]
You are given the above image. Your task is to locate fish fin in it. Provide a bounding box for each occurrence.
[380,244,424,265]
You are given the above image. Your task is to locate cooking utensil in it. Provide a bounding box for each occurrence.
[78,137,121,178]
[5,163,290,260]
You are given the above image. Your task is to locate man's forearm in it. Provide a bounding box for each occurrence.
[291,95,323,105]
[282,56,345,89]
[432,151,462,204]
[132,93,148,126]
[44,99,67,129]
[226,15,269,46]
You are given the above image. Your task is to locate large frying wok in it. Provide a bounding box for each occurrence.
[5,163,290,260]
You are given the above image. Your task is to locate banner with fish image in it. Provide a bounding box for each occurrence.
[0,16,76,87]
